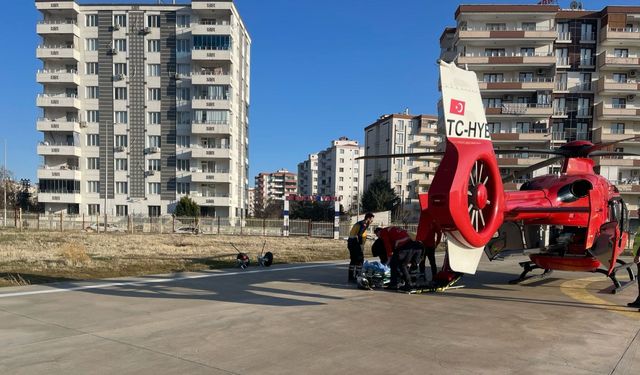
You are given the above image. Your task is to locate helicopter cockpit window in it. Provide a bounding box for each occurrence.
[608,198,628,233]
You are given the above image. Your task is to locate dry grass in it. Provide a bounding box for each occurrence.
[0,230,356,287]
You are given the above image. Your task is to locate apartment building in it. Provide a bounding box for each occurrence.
[35,0,251,219]
[440,4,640,217]
[247,187,255,217]
[364,113,440,218]
[297,137,364,212]
[254,169,297,208]
[297,153,318,196]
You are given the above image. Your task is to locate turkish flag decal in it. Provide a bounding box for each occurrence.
[449,99,466,115]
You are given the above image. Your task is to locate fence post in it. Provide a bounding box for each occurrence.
[172,215,175,233]
[333,201,340,240]
[104,213,108,233]
[60,212,63,232]
[160,216,163,234]
[128,214,132,233]
[217,216,221,234]
[14,208,18,228]
[282,199,289,237]
[262,218,266,236]
[308,220,312,237]
[240,216,243,235]
[37,214,40,230]
[82,213,85,230]
[18,208,22,231]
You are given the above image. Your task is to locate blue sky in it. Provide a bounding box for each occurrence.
[0,0,636,185]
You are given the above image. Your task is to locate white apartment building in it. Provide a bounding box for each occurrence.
[254,169,297,209]
[298,137,364,212]
[35,0,251,219]
[364,113,440,219]
[440,4,640,220]
[297,153,318,196]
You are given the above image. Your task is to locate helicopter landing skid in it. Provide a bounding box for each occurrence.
[594,259,637,294]
[508,261,553,285]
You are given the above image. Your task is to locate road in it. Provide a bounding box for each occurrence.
[0,255,638,374]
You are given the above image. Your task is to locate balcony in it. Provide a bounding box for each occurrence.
[485,103,553,117]
[192,48,232,61]
[37,142,81,157]
[36,1,79,11]
[37,166,81,180]
[191,72,233,86]
[496,156,548,167]
[37,94,81,109]
[190,170,232,183]
[37,21,79,36]
[592,127,640,144]
[491,130,550,143]
[192,97,232,110]
[614,183,640,194]
[413,139,438,148]
[36,118,82,133]
[579,33,596,44]
[595,102,640,120]
[597,53,640,70]
[191,1,234,11]
[191,195,232,207]
[457,52,555,67]
[188,146,231,159]
[413,165,437,174]
[192,24,232,35]
[556,32,572,43]
[596,77,639,95]
[456,27,556,42]
[600,27,640,46]
[38,192,81,204]
[595,157,640,167]
[191,122,231,135]
[36,45,80,61]
[478,78,554,92]
[36,69,80,85]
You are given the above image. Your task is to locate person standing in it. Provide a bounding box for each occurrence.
[628,208,640,308]
[347,212,374,282]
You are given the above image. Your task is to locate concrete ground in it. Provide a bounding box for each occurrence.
[0,254,638,375]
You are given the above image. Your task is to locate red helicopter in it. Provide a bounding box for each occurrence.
[363,61,638,293]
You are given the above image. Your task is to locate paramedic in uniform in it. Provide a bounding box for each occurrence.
[347,212,374,282]
[374,226,424,291]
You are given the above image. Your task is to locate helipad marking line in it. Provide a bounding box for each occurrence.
[560,276,639,320]
[0,262,346,299]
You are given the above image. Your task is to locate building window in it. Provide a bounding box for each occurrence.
[612,98,627,109]
[177,111,191,124]
[192,35,231,50]
[88,204,100,215]
[339,158,345,163]
[86,86,99,99]
[177,159,190,171]
[147,135,161,148]
[395,172,402,182]
[87,157,100,170]
[614,49,629,58]
[147,39,160,53]
[115,135,128,147]
[395,145,403,154]
[114,63,127,76]
[115,158,128,171]
[147,15,160,28]
[148,112,161,125]
[518,72,533,82]
[177,39,191,53]
[177,182,190,194]
[147,88,161,101]
[86,14,98,27]
[177,15,190,28]
[486,23,506,31]
[148,159,161,171]
[87,181,100,193]
[396,132,404,144]
[116,182,128,195]
[113,14,127,27]
[177,136,190,148]
[580,49,593,65]
[516,122,531,133]
[87,134,100,146]
[177,64,190,76]
[114,87,128,100]
[613,73,628,83]
[116,205,128,216]
[114,39,127,52]
[148,183,161,195]
[86,38,98,51]
[520,47,534,57]
[114,111,128,124]
[521,22,536,31]
[611,123,625,134]
[148,206,161,217]
[177,87,191,101]
[339,167,344,172]
[483,73,503,83]
[147,64,161,77]
[86,110,100,123]
[86,62,98,75]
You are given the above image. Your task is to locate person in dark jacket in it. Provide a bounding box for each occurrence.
[628,209,640,308]
[347,212,374,282]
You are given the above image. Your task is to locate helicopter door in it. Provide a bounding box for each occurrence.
[589,199,625,274]
[484,222,524,260]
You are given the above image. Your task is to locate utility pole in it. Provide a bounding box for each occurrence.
[3,140,6,227]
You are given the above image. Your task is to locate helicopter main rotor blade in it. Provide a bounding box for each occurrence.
[502,156,564,184]
[590,151,640,157]
[494,149,565,156]
[587,135,640,153]
[356,151,445,160]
